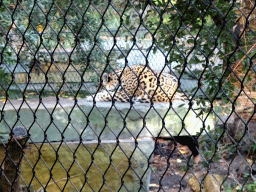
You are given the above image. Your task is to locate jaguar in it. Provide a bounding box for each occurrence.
[86,65,178,103]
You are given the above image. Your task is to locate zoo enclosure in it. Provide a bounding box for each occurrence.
[0,0,256,191]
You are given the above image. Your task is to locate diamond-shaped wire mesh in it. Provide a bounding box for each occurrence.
[0,0,256,191]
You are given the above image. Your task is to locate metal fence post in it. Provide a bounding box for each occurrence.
[0,127,28,192]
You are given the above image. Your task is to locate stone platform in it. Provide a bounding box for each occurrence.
[0,97,214,143]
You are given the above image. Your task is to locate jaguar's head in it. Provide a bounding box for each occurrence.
[101,72,119,91]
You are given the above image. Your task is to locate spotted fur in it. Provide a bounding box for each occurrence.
[86,65,178,103]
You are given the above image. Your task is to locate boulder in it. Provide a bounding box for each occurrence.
[204,174,223,192]
[188,174,202,192]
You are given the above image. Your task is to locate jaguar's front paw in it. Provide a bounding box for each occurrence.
[133,96,150,103]
[85,96,94,102]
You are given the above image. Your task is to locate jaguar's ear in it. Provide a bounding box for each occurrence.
[102,73,109,84]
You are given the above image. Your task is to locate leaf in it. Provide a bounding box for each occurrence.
[178,103,185,108]
[37,24,44,32]
[191,87,198,92]
[251,98,256,102]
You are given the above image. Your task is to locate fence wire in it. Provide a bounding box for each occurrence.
[0,0,256,191]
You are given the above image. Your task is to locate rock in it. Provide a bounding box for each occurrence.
[215,115,235,127]
[188,174,202,192]
[194,155,202,164]
[204,174,223,192]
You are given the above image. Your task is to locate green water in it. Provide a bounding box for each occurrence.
[0,141,152,192]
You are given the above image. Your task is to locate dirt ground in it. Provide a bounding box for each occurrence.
[149,138,256,192]
[149,140,193,192]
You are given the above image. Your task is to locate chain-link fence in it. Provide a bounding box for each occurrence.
[0,0,256,191]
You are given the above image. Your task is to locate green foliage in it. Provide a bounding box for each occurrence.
[242,182,256,191]
[1,0,255,100]
[0,67,11,89]
[0,0,122,95]
[236,179,256,192]
[198,125,223,163]
[197,120,256,163]
[148,0,237,100]
[122,0,255,111]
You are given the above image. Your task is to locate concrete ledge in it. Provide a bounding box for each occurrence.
[0,97,214,143]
